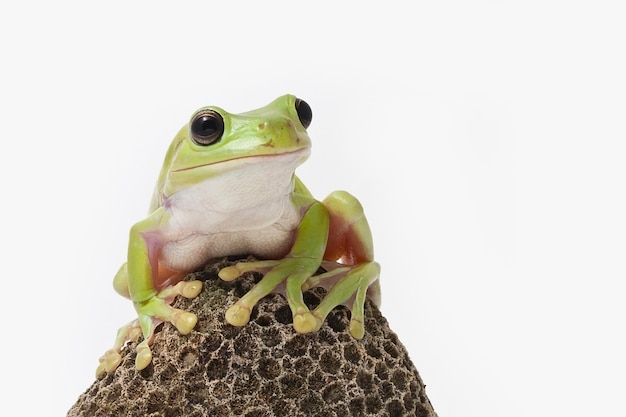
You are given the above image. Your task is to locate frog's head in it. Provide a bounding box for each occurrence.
[161,94,313,194]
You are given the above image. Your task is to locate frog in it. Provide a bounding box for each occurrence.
[96,94,381,377]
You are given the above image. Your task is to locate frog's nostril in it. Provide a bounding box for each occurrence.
[258,122,267,130]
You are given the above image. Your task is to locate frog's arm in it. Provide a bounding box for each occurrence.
[128,209,203,368]
[219,197,330,333]
[96,208,202,376]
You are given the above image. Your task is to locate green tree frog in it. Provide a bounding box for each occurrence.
[96,95,381,376]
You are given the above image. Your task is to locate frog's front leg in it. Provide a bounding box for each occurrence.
[96,210,202,376]
[219,201,330,334]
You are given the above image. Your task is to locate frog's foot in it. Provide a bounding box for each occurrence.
[305,261,381,339]
[224,291,323,333]
[137,280,202,338]
[219,258,322,331]
[220,260,282,326]
[96,319,142,377]
[220,260,286,327]
[131,282,201,370]
[96,280,202,376]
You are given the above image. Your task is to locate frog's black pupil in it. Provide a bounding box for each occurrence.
[190,111,224,146]
[195,115,218,136]
[295,98,312,129]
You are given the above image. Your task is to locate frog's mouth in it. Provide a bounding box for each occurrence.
[172,148,310,173]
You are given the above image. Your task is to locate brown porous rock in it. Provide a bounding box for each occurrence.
[68,256,437,417]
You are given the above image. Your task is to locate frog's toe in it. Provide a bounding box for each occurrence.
[225,303,251,327]
[158,279,203,302]
[218,260,281,282]
[135,341,153,371]
[218,266,242,282]
[172,310,198,334]
[128,326,142,341]
[180,280,202,298]
[96,349,123,377]
[95,319,143,376]
[349,317,365,340]
[95,363,106,378]
[293,311,323,334]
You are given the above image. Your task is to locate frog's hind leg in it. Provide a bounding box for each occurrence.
[306,190,381,339]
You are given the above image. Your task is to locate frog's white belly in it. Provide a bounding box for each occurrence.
[160,222,297,271]
[157,154,305,271]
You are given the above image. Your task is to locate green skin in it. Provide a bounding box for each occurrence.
[96,95,381,376]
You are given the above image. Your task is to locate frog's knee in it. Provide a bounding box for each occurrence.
[323,190,364,214]
[113,263,130,299]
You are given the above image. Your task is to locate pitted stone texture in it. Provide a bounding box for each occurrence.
[68,257,437,417]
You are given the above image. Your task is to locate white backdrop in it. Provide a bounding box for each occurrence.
[2,1,625,416]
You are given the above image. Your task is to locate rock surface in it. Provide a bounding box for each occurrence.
[68,256,437,417]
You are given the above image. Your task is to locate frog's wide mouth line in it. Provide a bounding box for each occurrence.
[172,148,310,173]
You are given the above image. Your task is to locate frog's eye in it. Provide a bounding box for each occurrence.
[295,98,312,129]
[190,110,224,146]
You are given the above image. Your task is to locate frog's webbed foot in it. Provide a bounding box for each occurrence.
[96,279,202,376]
